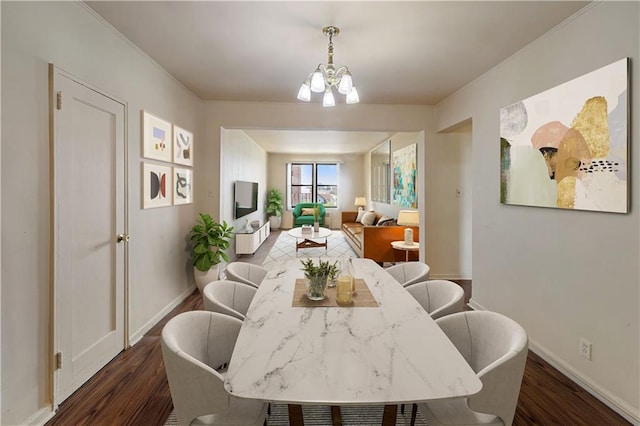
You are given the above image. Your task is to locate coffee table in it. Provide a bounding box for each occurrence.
[287,227,332,252]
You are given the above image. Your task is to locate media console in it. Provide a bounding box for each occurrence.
[235,221,270,255]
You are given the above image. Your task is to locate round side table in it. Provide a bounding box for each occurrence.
[391,240,420,262]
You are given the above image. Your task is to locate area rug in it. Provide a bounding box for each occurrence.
[165,403,428,425]
[261,229,358,269]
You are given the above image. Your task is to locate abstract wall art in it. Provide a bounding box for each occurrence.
[142,110,172,162]
[392,143,417,208]
[143,163,172,208]
[173,125,193,166]
[173,167,192,205]
[500,58,629,213]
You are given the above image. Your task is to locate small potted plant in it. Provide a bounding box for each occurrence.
[300,258,336,300]
[189,213,234,292]
[266,187,284,230]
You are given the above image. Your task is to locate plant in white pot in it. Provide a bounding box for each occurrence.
[266,187,284,230]
[189,213,234,293]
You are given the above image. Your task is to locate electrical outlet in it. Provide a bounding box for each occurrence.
[580,338,592,360]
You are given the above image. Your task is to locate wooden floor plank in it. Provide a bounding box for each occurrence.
[46,230,631,426]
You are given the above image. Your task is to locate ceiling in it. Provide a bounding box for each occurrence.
[86,1,589,153]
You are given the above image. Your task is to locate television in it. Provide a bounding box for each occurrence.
[234,181,259,219]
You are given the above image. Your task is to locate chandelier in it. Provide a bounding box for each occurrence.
[297,26,360,107]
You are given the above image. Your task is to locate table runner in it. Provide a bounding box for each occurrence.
[292,278,379,307]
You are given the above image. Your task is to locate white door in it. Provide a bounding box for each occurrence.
[52,67,127,404]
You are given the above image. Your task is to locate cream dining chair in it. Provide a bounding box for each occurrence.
[405,280,465,319]
[161,311,268,426]
[225,262,268,288]
[411,310,528,426]
[385,261,430,287]
[203,280,257,321]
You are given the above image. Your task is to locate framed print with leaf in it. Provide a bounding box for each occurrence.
[142,110,172,162]
[143,162,172,209]
[173,167,193,205]
[173,125,193,166]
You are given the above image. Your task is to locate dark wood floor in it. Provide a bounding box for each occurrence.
[46,230,631,426]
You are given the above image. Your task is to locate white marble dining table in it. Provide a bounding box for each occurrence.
[224,257,482,425]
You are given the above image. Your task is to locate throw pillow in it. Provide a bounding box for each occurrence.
[376,216,394,226]
[361,211,376,226]
[301,207,315,216]
[355,209,366,223]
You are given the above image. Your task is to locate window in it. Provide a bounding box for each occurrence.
[288,163,338,209]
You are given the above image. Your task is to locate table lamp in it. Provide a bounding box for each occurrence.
[397,210,419,245]
[354,196,367,210]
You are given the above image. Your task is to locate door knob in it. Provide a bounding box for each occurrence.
[116,233,130,243]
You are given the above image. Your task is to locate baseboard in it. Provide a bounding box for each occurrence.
[128,284,196,346]
[25,405,55,426]
[429,273,472,280]
[467,298,639,424]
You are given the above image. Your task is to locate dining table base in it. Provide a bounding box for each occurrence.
[286,403,399,425]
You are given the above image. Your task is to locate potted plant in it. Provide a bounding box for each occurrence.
[189,213,234,292]
[266,187,284,230]
[313,204,320,231]
[300,258,336,300]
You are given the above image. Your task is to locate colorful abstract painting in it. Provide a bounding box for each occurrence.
[142,110,172,162]
[173,125,193,166]
[143,163,172,208]
[500,58,628,213]
[173,167,192,205]
[392,144,417,208]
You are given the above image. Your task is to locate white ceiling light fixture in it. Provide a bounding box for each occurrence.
[297,26,359,107]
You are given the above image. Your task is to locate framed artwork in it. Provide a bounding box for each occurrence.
[143,162,172,209]
[173,167,193,205]
[173,125,193,166]
[500,58,629,213]
[142,110,172,162]
[392,143,417,208]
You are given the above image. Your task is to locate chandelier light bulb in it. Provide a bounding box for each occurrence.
[310,70,325,93]
[297,82,311,101]
[346,86,359,104]
[323,89,335,107]
[337,71,353,95]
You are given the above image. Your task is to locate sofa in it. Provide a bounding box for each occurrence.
[341,211,419,263]
[292,203,326,227]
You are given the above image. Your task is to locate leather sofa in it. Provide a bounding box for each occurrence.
[341,211,419,263]
[292,203,326,227]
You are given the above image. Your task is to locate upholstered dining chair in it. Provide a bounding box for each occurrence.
[410,311,528,426]
[161,311,268,426]
[385,262,430,287]
[225,262,268,288]
[405,280,465,319]
[203,280,257,321]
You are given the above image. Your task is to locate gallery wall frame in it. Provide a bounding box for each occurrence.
[142,162,172,209]
[173,125,193,166]
[142,110,172,163]
[392,143,417,208]
[173,167,193,205]
[500,57,629,213]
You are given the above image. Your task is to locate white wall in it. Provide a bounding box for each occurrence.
[436,2,639,421]
[220,128,267,233]
[1,2,201,424]
[267,152,365,229]
[428,129,472,279]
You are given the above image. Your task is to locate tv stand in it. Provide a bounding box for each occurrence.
[235,221,270,255]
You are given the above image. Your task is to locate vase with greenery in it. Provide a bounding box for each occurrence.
[189,213,234,292]
[300,258,336,300]
[266,187,284,230]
